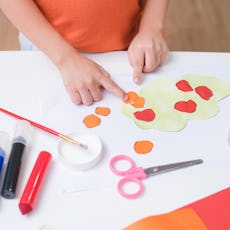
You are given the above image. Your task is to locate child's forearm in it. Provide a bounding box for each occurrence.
[0,0,76,66]
[139,0,169,33]
[1,0,127,105]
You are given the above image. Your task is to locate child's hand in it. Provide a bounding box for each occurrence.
[58,52,126,105]
[128,29,168,84]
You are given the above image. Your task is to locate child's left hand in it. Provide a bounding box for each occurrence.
[128,29,168,84]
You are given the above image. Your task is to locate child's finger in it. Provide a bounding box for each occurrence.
[128,48,144,84]
[89,84,103,102]
[133,63,143,83]
[100,76,127,101]
[132,53,144,84]
[160,45,169,65]
[79,88,94,105]
[66,86,82,105]
[143,48,157,72]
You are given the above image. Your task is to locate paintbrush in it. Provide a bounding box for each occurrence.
[0,107,87,150]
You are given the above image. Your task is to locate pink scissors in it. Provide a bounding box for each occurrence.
[110,155,203,199]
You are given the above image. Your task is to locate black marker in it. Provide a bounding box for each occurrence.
[1,120,32,199]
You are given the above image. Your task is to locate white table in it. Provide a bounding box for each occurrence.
[0,51,229,230]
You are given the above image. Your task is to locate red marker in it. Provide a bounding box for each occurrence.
[19,151,52,215]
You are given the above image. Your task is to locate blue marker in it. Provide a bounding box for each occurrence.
[0,131,9,178]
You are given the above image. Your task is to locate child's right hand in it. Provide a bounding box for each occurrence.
[57,51,127,105]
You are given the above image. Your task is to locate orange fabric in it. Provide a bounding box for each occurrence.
[123,208,208,230]
[35,0,145,52]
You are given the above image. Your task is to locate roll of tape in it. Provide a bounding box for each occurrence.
[57,133,102,170]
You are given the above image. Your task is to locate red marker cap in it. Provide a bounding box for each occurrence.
[19,151,52,215]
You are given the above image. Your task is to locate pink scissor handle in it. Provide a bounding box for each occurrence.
[117,176,144,199]
[110,155,147,199]
[110,155,136,176]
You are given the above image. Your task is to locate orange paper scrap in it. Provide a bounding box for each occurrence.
[123,208,207,230]
[134,140,154,154]
[124,91,145,108]
[83,114,101,128]
[95,107,111,116]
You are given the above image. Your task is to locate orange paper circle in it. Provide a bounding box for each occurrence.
[134,140,154,154]
[83,114,101,128]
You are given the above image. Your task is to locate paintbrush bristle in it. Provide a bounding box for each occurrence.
[58,133,88,150]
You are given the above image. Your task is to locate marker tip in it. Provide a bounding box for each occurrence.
[19,203,32,215]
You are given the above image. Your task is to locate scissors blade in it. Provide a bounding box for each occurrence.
[144,159,203,177]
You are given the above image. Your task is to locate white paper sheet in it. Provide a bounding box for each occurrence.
[39,60,230,194]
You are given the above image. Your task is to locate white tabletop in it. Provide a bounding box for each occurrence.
[0,51,230,230]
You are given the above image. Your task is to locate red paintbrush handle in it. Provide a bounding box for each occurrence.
[0,107,59,137]
[0,107,87,149]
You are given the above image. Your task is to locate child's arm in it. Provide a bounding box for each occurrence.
[128,0,169,83]
[0,0,127,105]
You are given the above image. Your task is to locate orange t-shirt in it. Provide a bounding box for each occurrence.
[35,0,145,52]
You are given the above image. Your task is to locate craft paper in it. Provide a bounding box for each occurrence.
[122,74,230,131]
[182,187,230,230]
[39,71,230,194]
[123,208,208,230]
[124,187,230,230]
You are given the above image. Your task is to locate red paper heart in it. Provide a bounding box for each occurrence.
[174,100,197,113]
[176,80,193,92]
[195,86,213,100]
[134,109,156,121]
